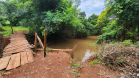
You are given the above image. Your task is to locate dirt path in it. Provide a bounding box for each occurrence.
[0,51,106,78]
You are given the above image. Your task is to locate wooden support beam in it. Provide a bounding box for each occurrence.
[37,35,44,49]
[44,29,47,57]
[37,48,73,57]
[34,33,37,53]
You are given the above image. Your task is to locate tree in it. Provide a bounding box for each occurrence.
[0,0,32,26]
[88,14,99,25]
[97,0,139,43]
[79,12,86,18]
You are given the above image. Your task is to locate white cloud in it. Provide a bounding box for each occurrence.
[78,0,105,18]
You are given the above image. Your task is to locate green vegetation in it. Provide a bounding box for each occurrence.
[72,69,80,77]
[89,61,99,66]
[0,71,4,75]
[70,61,83,77]
[70,61,83,68]
[122,39,132,46]
[46,47,53,52]
[96,0,139,43]
[0,0,99,39]
[0,26,28,37]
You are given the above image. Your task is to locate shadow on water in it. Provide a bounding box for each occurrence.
[48,36,98,61]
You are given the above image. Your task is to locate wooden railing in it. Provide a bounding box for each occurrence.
[34,29,47,57]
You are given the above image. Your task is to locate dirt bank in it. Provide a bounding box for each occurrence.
[3,37,10,48]
[0,51,106,78]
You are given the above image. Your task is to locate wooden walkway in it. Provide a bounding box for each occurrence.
[0,31,34,70]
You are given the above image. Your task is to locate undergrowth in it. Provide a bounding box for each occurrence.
[0,26,29,37]
[95,41,138,78]
[70,61,83,77]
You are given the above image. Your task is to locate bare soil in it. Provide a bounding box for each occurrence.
[3,37,10,48]
[1,51,106,78]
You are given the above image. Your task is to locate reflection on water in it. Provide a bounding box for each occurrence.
[48,36,98,61]
[81,50,96,62]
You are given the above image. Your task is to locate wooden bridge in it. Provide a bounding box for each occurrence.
[0,31,34,70]
[0,29,73,71]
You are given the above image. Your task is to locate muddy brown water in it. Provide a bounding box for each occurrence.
[48,36,98,61]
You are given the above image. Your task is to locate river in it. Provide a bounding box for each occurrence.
[48,36,98,62]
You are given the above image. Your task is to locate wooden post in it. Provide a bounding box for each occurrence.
[44,29,47,57]
[34,33,37,53]
[11,27,13,34]
[0,34,3,58]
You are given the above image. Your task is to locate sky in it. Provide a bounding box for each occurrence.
[78,0,105,18]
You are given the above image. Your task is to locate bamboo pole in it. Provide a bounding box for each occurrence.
[44,29,47,57]
[34,33,37,53]
[37,35,44,49]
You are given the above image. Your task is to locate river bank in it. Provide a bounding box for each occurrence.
[0,50,109,78]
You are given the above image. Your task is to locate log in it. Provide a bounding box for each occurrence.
[37,35,44,49]
[37,48,73,57]
[52,49,73,52]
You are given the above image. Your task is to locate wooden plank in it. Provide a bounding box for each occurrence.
[0,56,11,70]
[4,44,30,52]
[6,53,20,70]
[26,49,34,63]
[3,46,33,55]
[21,52,28,65]
[37,35,44,49]
[5,42,29,49]
[3,53,12,57]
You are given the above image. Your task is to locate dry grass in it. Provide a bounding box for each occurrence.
[89,42,138,78]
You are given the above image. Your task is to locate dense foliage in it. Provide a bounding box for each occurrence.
[0,0,99,39]
[97,0,139,43]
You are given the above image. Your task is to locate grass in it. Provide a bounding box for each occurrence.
[72,69,80,77]
[70,61,83,68]
[70,61,83,77]
[89,61,99,66]
[0,26,29,37]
